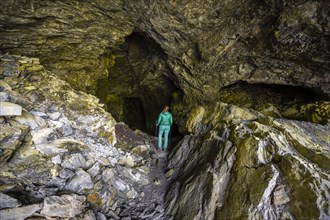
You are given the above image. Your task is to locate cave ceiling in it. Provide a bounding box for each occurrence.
[0,0,329,99]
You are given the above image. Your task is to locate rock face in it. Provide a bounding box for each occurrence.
[165,103,330,219]
[0,0,329,99]
[0,0,133,93]
[0,55,165,219]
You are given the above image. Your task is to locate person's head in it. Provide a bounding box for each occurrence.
[163,105,169,112]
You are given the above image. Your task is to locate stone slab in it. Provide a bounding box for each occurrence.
[0,102,22,116]
[0,204,41,220]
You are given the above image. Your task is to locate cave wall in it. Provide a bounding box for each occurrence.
[0,0,329,100]
[0,0,134,93]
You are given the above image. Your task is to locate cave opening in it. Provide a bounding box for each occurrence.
[219,81,329,122]
[96,31,183,141]
[221,81,328,106]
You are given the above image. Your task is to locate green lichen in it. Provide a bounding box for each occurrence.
[99,131,115,143]
[26,65,44,72]
[218,88,253,108]
[186,106,205,132]
[306,102,330,124]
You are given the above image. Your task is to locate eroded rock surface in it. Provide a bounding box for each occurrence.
[0,55,168,219]
[165,103,330,219]
[0,0,329,98]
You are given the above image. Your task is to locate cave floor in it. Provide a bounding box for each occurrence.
[119,149,170,220]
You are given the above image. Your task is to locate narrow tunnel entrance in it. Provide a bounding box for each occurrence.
[96,31,183,143]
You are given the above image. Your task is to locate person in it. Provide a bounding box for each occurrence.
[156,105,173,151]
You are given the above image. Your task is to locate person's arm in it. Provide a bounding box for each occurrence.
[157,113,162,126]
[170,114,173,126]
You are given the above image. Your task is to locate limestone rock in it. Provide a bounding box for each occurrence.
[0,193,21,209]
[35,143,68,156]
[119,156,136,168]
[41,194,86,218]
[131,145,150,156]
[59,168,75,180]
[0,121,29,164]
[165,102,330,220]
[14,110,46,130]
[51,155,62,164]
[87,163,101,179]
[0,102,22,116]
[0,92,9,102]
[97,212,108,220]
[35,138,87,156]
[102,168,114,183]
[165,169,174,179]
[32,128,56,145]
[80,209,97,220]
[48,112,61,121]
[61,153,91,171]
[0,204,41,220]
[64,168,93,193]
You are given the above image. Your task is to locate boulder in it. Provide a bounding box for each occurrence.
[61,153,91,170]
[131,145,150,156]
[0,102,22,116]
[64,168,94,193]
[32,128,56,145]
[118,156,135,168]
[41,194,86,218]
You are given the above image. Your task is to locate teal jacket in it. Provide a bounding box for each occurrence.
[157,111,173,126]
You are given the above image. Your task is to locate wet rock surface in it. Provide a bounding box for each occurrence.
[0,55,170,219]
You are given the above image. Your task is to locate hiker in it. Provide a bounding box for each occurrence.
[156,105,173,151]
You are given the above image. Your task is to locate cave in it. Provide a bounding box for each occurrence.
[96,31,182,137]
[0,1,329,220]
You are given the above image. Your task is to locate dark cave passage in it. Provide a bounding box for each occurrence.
[220,81,328,106]
[96,31,183,140]
[123,97,146,132]
[219,81,329,123]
